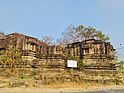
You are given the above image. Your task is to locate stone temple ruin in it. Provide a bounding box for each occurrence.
[0,33,116,74]
[66,39,116,75]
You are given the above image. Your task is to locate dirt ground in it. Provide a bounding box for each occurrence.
[0,82,123,93]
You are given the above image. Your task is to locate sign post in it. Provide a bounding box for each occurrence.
[67,60,77,74]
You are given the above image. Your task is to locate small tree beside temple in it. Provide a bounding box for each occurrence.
[0,49,23,68]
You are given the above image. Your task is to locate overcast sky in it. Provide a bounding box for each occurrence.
[0,0,124,60]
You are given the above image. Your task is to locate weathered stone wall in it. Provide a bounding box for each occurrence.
[66,39,116,71]
[0,33,66,72]
[0,33,116,73]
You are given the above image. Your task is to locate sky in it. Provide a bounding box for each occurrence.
[0,0,124,60]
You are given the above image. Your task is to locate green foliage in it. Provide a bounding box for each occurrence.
[32,69,37,76]
[58,25,110,46]
[18,74,28,80]
[76,25,98,40]
[112,78,123,85]
[0,49,23,68]
[120,61,124,69]
[96,31,110,42]
[116,60,124,72]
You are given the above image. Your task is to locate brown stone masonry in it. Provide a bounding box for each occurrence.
[0,33,116,74]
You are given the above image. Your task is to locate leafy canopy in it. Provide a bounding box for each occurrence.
[58,25,110,46]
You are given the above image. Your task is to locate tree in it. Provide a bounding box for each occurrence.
[96,31,110,42]
[57,25,78,47]
[120,61,124,70]
[0,32,5,39]
[58,25,109,46]
[41,35,53,45]
[0,49,23,68]
[0,49,24,77]
[76,25,98,40]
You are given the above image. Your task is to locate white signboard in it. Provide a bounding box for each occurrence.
[67,60,77,68]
